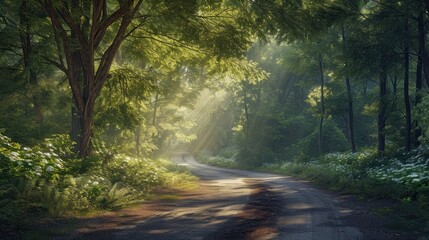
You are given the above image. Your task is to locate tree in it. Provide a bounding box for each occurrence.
[340,25,357,153]
[0,0,69,144]
[35,0,253,157]
[34,0,145,156]
[403,17,411,152]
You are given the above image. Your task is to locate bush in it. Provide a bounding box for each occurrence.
[106,155,166,193]
[0,132,197,233]
[0,133,72,182]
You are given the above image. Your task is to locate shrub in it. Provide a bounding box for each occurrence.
[106,155,166,193]
[0,132,197,233]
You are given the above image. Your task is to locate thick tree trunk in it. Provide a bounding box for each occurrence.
[403,19,411,152]
[377,58,387,158]
[318,55,325,156]
[71,107,81,152]
[42,0,143,157]
[72,94,96,157]
[79,97,95,157]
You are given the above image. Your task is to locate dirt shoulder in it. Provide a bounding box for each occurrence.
[337,194,418,240]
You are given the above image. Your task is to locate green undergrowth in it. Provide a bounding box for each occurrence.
[0,133,197,238]
[196,148,429,236]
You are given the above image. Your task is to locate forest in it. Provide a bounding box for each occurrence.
[1,0,429,238]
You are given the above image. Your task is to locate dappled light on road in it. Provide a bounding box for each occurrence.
[68,154,366,240]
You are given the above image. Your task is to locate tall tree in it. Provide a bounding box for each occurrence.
[35,0,252,157]
[403,17,411,152]
[340,26,357,152]
[19,0,44,124]
[414,12,424,145]
[35,0,144,156]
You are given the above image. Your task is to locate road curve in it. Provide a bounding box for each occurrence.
[72,153,363,240]
[175,153,363,240]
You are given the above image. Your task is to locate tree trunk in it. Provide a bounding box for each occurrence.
[71,107,81,153]
[135,126,141,155]
[414,25,423,146]
[153,93,159,127]
[243,84,250,148]
[341,26,356,153]
[417,12,429,86]
[403,19,411,152]
[79,97,95,157]
[318,55,325,156]
[151,93,159,158]
[151,92,159,143]
[345,77,356,152]
[378,57,387,158]
[20,0,44,124]
[42,0,143,157]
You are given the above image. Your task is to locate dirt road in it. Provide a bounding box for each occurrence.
[67,154,413,240]
[175,154,363,240]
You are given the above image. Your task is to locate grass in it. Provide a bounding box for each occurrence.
[11,157,199,239]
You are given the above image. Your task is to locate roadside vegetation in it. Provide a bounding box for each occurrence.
[185,1,429,237]
[0,133,196,237]
[196,147,429,235]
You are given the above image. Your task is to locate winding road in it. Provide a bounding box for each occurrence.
[173,153,363,240]
[74,153,365,240]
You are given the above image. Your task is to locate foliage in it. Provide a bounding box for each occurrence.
[262,148,429,200]
[198,146,429,234]
[415,95,429,144]
[196,150,240,169]
[1,0,429,237]
[107,155,166,193]
[283,121,349,161]
[0,132,196,232]
[0,133,68,182]
[368,145,429,187]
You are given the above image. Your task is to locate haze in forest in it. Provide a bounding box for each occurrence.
[1,0,429,238]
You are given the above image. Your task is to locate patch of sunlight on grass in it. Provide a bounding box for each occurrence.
[179,181,199,190]
[73,209,110,218]
[158,194,180,201]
